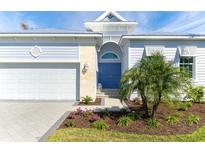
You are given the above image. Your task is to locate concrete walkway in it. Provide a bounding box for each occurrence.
[0,98,124,142]
[75,98,125,111]
[0,102,74,141]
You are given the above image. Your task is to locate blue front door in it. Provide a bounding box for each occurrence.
[98,63,121,89]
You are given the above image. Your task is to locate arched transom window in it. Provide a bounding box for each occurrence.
[100,52,120,63]
[101,52,119,59]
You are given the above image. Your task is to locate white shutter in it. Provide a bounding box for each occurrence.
[178,46,197,56]
[145,46,164,56]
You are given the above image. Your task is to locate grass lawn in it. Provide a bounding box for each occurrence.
[47,126,205,142]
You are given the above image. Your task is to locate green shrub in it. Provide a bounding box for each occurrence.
[127,112,143,120]
[145,119,160,128]
[117,116,132,127]
[82,110,93,118]
[100,108,110,117]
[166,112,182,125]
[81,96,93,104]
[186,101,193,108]
[65,120,75,127]
[186,114,200,126]
[178,102,192,111]
[120,108,128,115]
[185,86,204,103]
[91,120,109,130]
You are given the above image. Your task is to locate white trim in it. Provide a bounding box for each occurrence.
[85,22,137,25]
[100,40,119,46]
[179,56,196,81]
[99,51,121,63]
[0,33,102,38]
[119,35,205,44]
[194,56,197,81]
[98,41,123,53]
[128,41,131,69]
[95,48,98,72]
[78,42,80,62]
[30,45,42,58]
[95,11,127,21]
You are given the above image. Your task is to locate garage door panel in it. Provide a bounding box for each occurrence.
[0,64,79,100]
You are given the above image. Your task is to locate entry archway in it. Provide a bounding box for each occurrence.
[98,42,122,89]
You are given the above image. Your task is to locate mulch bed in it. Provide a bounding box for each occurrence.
[59,102,205,135]
[78,98,101,105]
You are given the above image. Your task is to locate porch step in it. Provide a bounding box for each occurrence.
[97,89,119,98]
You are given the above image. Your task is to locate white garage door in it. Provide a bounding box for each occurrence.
[0,63,79,100]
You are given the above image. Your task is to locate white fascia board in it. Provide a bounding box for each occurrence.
[85,22,137,25]
[0,33,103,38]
[119,35,205,44]
[122,35,192,39]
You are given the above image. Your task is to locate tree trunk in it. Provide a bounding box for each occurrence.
[151,93,161,119]
[141,95,149,118]
[151,103,159,119]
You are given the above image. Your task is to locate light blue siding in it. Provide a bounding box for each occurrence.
[0,43,79,62]
[128,40,205,87]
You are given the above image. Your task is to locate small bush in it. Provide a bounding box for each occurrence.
[82,110,93,118]
[74,108,94,118]
[186,101,193,108]
[146,119,160,128]
[120,108,128,115]
[91,120,109,130]
[89,114,101,122]
[117,116,132,127]
[185,86,204,103]
[100,108,110,117]
[186,114,200,126]
[67,112,78,119]
[166,112,182,125]
[65,120,75,127]
[178,102,192,111]
[81,96,93,104]
[75,107,84,115]
[127,112,143,120]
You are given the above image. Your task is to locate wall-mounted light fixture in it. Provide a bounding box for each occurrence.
[82,63,89,74]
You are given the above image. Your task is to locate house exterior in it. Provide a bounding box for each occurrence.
[0,11,204,101]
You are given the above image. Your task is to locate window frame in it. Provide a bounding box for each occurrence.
[100,51,120,63]
[179,56,196,80]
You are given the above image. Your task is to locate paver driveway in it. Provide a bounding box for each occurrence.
[0,102,74,141]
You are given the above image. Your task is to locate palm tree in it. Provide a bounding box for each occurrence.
[119,67,149,117]
[119,52,190,119]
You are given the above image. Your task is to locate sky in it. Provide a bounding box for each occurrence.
[1,11,205,34]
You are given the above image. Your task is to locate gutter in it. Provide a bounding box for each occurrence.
[119,35,205,45]
[0,33,103,38]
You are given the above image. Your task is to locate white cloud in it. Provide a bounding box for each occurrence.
[119,12,157,33]
[1,11,205,34]
[60,12,102,31]
[156,12,205,33]
[0,12,37,32]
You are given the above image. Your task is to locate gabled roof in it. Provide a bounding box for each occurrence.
[0,28,103,38]
[0,28,95,34]
[95,11,127,22]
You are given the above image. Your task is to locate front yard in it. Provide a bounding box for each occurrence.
[47,102,205,142]
[47,53,205,142]
[47,125,205,142]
